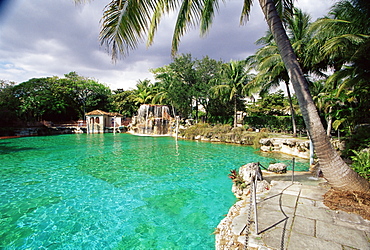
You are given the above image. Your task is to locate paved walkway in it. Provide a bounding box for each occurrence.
[230,173,370,250]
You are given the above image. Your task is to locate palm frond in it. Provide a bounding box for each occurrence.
[273,0,294,23]
[100,0,153,60]
[200,0,221,35]
[171,0,203,55]
[323,33,368,59]
[240,0,253,25]
[147,0,172,47]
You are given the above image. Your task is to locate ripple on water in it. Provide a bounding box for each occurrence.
[0,134,308,249]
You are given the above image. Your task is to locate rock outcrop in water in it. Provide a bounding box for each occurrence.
[259,138,310,159]
[129,104,175,136]
[216,163,270,249]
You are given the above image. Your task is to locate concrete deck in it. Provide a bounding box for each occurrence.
[231,172,370,249]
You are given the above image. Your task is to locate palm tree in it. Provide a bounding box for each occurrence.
[256,0,368,191]
[134,79,154,105]
[248,38,298,136]
[308,0,370,69]
[248,8,313,137]
[76,0,370,191]
[211,60,255,128]
[308,0,370,138]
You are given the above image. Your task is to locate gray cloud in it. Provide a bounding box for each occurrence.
[0,0,337,90]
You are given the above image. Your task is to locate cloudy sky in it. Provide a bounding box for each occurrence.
[0,0,337,90]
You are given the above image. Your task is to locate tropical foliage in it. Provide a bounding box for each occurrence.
[0,72,112,124]
[350,150,370,181]
[0,0,368,190]
[72,0,370,191]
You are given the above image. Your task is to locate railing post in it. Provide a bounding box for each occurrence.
[253,174,259,234]
[291,158,295,183]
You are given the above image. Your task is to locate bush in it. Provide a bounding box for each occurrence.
[244,115,305,133]
[350,150,370,181]
[343,125,370,157]
[180,123,269,145]
[180,122,210,139]
[252,131,269,149]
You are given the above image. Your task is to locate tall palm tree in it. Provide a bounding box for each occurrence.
[308,0,370,138]
[255,0,368,191]
[248,38,298,136]
[248,8,313,137]
[307,0,370,75]
[211,60,255,128]
[76,0,370,191]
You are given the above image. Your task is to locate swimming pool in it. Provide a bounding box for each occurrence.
[0,134,308,249]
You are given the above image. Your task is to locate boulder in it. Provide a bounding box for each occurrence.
[231,163,270,199]
[268,163,287,174]
[239,162,263,184]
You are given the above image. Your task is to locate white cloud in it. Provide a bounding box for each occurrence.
[0,0,338,90]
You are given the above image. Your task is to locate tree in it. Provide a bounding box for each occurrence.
[248,8,313,137]
[309,80,335,136]
[169,54,198,119]
[152,54,223,121]
[0,80,20,126]
[111,89,137,116]
[12,73,112,122]
[13,77,71,122]
[65,72,112,118]
[211,60,255,128]
[133,79,155,105]
[77,0,370,191]
[308,0,370,137]
[194,56,223,122]
[152,62,193,118]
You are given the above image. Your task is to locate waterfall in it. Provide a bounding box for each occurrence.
[130,104,174,136]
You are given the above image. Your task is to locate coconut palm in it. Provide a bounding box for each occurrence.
[248,8,313,137]
[76,0,370,191]
[134,79,155,105]
[248,38,297,135]
[308,0,370,136]
[211,60,255,128]
[307,0,370,74]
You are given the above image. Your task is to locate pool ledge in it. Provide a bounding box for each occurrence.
[215,172,370,250]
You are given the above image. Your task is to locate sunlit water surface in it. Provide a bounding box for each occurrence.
[0,134,308,249]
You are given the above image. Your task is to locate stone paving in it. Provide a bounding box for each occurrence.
[216,173,370,250]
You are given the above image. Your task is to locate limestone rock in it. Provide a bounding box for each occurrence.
[268,163,287,174]
[239,163,263,184]
[259,137,310,159]
[231,163,270,199]
[256,179,271,193]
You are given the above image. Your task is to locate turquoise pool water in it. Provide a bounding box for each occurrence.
[0,134,308,249]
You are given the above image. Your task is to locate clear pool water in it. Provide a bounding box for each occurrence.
[0,134,308,249]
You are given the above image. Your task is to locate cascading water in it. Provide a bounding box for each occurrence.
[130,104,174,136]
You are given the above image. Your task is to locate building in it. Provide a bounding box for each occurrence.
[85,110,124,134]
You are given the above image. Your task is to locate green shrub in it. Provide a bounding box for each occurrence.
[350,150,370,180]
[244,115,305,133]
[343,126,370,157]
[228,169,245,188]
[180,122,210,139]
[252,131,269,149]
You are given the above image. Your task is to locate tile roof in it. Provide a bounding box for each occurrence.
[85,110,123,116]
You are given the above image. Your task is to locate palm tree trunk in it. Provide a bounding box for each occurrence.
[259,0,369,192]
[285,81,297,137]
[326,107,333,137]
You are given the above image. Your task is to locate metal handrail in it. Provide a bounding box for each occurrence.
[242,158,296,249]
